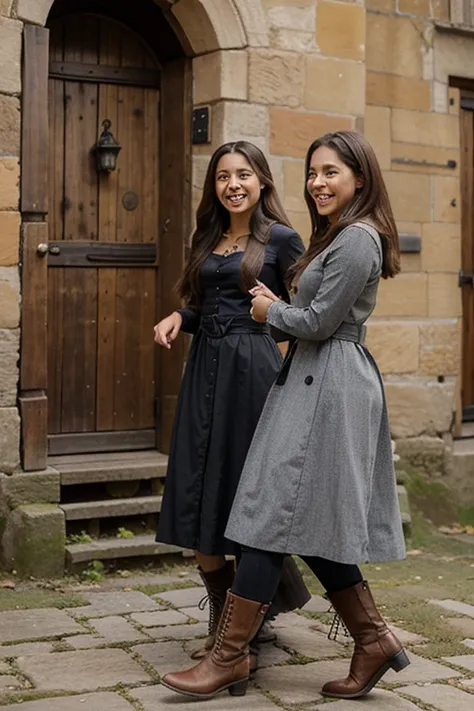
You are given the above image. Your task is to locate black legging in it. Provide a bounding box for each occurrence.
[232,546,362,603]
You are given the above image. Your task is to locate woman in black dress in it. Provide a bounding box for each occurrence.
[154,141,309,657]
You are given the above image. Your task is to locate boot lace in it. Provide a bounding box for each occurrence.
[324,595,350,641]
[198,593,220,636]
[214,598,233,654]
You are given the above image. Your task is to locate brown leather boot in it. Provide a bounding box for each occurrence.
[161,591,268,699]
[190,561,235,660]
[322,581,410,699]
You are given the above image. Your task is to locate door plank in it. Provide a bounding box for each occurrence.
[21,224,48,391]
[460,108,474,412]
[20,393,48,471]
[21,25,50,215]
[158,58,191,451]
[60,16,99,433]
[96,77,119,431]
[47,267,64,433]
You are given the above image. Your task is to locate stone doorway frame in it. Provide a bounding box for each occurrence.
[16,0,269,472]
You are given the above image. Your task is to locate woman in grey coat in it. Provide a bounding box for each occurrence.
[161,131,410,702]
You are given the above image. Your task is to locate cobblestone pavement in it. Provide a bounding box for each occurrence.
[0,573,473,710]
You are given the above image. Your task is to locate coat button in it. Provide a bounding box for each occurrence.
[304,375,313,385]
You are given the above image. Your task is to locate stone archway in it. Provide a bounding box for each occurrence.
[16,0,268,50]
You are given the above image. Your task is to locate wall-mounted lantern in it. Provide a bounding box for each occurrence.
[94,119,121,172]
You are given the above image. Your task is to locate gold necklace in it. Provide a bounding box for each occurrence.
[219,231,250,257]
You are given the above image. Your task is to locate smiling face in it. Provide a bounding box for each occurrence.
[306,145,363,225]
[215,152,264,217]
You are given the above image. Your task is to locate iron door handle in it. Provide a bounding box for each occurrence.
[37,243,49,257]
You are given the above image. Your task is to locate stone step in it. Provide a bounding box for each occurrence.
[66,534,186,565]
[49,451,168,486]
[60,495,163,521]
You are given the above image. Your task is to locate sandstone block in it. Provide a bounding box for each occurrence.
[0,266,20,327]
[419,319,460,377]
[304,56,365,116]
[433,176,460,223]
[391,143,460,176]
[432,0,450,20]
[269,29,315,53]
[421,222,460,272]
[0,1,13,17]
[391,109,459,148]
[283,159,306,212]
[0,468,60,509]
[2,504,65,577]
[0,406,19,472]
[263,0,315,7]
[171,0,245,54]
[270,108,353,158]
[367,14,423,78]
[367,73,430,111]
[374,273,427,317]
[193,50,247,104]
[267,5,315,31]
[364,106,391,170]
[396,435,447,476]
[432,80,449,113]
[16,0,52,25]
[316,2,365,61]
[0,94,20,155]
[384,171,431,222]
[0,327,18,406]
[385,376,455,437]
[398,0,430,15]
[0,17,21,94]
[0,157,19,210]
[267,6,316,51]
[286,210,311,244]
[213,101,269,142]
[428,273,461,318]
[268,156,284,197]
[366,322,419,374]
[249,49,304,108]
[0,211,20,266]
[434,29,474,85]
[366,0,394,9]
[400,253,422,272]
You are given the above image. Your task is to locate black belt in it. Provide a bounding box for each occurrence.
[276,322,366,385]
[199,314,269,339]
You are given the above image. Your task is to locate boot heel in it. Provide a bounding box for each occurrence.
[390,649,410,673]
[229,679,248,697]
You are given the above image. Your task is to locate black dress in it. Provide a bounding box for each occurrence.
[156,224,304,555]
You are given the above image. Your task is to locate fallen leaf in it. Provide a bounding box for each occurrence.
[0,579,16,589]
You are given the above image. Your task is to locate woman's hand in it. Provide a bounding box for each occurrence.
[250,295,272,323]
[153,312,183,349]
[249,280,280,302]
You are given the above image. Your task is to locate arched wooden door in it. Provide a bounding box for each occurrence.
[47,14,160,454]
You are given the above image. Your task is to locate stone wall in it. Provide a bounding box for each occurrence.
[0,0,470,469]
[0,10,21,475]
[363,1,461,442]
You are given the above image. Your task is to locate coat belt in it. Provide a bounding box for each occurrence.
[276,322,366,386]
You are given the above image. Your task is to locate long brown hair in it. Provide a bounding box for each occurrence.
[179,141,291,302]
[288,131,400,285]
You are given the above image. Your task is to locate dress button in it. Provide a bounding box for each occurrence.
[216,287,220,291]
[304,375,314,385]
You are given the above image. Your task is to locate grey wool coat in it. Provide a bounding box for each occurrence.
[225,222,406,565]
